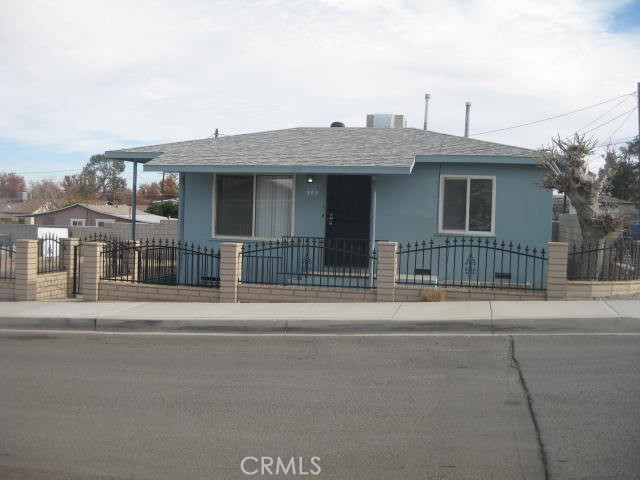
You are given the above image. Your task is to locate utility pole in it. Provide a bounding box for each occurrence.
[161,171,165,209]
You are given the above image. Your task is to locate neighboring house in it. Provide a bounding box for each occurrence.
[0,198,56,224]
[18,203,166,227]
[598,195,639,222]
[106,124,552,254]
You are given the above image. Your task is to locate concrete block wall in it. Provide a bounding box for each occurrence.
[69,219,178,241]
[566,279,640,300]
[558,214,582,246]
[0,220,178,244]
[219,243,242,303]
[558,214,621,247]
[99,281,220,302]
[0,279,14,300]
[546,242,569,301]
[376,241,397,302]
[82,242,103,302]
[13,239,640,303]
[444,287,546,301]
[12,239,68,301]
[14,239,38,301]
[394,284,545,302]
[36,272,68,300]
[0,224,39,243]
[237,284,376,303]
[393,285,424,302]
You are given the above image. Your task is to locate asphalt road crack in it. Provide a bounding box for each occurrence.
[509,336,550,480]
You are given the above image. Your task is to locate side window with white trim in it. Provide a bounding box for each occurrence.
[439,176,495,235]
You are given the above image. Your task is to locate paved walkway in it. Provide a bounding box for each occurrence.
[1,300,639,333]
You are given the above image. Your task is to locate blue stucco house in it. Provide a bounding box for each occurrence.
[106,126,551,257]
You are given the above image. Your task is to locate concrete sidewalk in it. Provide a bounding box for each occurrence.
[0,300,639,334]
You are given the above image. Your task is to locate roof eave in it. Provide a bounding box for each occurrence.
[105,151,162,162]
[143,164,413,175]
[415,155,539,165]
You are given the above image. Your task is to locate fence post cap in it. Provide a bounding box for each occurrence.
[376,241,398,247]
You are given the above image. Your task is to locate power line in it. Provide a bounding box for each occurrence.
[577,95,635,132]
[603,106,638,145]
[471,91,636,136]
[581,106,637,135]
[595,135,637,149]
[10,168,82,175]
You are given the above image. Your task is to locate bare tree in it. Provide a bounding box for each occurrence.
[538,133,622,246]
[29,178,65,204]
[0,172,27,199]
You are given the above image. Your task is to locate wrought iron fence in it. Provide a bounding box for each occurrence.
[397,238,547,291]
[241,237,377,289]
[0,244,15,280]
[73,234,127,294]
[80,232,126,244]
[37,234,65,274]
[101,239,220,288]
[568,238,640,281]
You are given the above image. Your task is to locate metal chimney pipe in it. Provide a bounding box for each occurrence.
[423,94,431,130]
[464,102,471,137]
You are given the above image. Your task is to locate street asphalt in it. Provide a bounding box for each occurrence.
[0,331,639,479]
[516,335,640,480]
[1,300,639,478]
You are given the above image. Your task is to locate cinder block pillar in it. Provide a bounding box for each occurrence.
[219,242,242,303]
[126,240,139,282]
[82,242,104,302]
[14,239,38,301]
[62,238,79,297]
[546,242,569,300]
[376,241,398,302]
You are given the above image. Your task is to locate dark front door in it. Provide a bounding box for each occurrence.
[325,175,371,267]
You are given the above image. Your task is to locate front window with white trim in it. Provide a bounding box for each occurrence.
[70,218,85,226]
[214,175,294,238]
[439,175,495,234]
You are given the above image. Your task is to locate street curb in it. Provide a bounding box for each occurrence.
[97,318,288,333]
[2,315,640,334]
[0,317,96,331]
[0,316,498,334]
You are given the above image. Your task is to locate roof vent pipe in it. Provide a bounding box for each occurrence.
[423,93,430,130]
[464,102,471,137]
[330,121,345,127]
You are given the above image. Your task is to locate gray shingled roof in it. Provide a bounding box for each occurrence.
[109,127,537,171]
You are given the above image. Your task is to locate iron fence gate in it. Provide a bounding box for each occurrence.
[72,234,126,295]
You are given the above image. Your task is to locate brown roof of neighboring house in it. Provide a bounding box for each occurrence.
[18,203,166,224]
[0,199,55,215]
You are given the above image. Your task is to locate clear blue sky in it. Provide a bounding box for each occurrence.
[1,0,638,190]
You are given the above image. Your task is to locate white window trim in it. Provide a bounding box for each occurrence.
[95,218,115,227]
[70,218,86,226]
[438,174,496,236]
[211,174,296,240]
